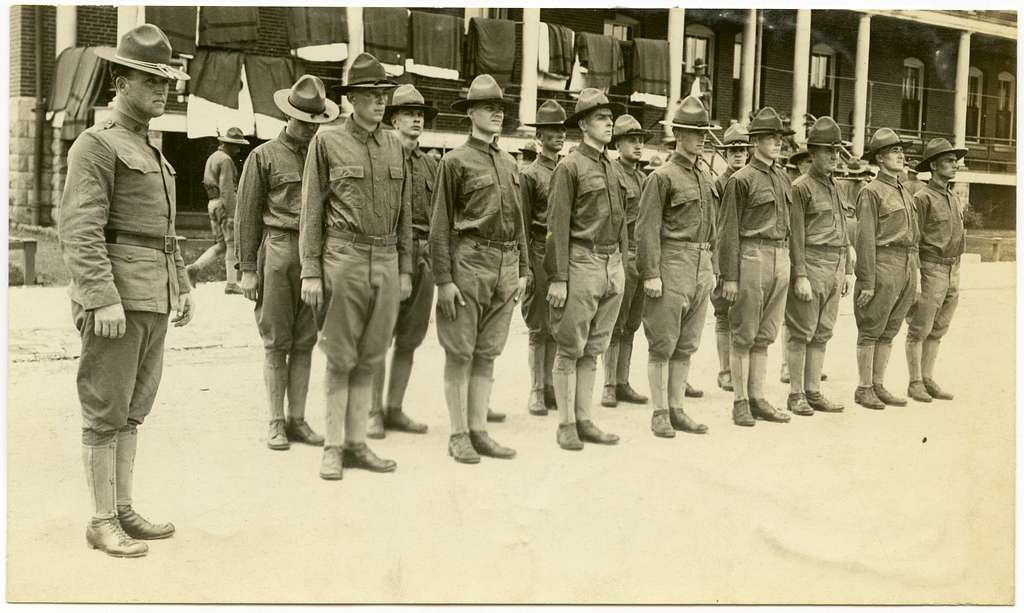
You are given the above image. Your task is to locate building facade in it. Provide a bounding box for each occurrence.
[8,6,1017,230]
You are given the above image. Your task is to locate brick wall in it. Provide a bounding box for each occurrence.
[9,5,56,98]
[77,5,117,46]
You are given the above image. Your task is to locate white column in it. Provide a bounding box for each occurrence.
[341,6,365,115]
[738,9,757,126]
[790,9,812,142]
[116,6,145,40]
[851,14,871,158]
[665,8,685,134]
[953,30,971,150]
[55,6,77,56]
[519,8,540,131]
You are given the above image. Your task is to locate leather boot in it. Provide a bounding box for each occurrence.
[617,339,650,402]
[669,407,708,434]
[267,419,289,450]
[715,329,732,389]
[908,380,933,402]
[751,397,791,422]
[923,378,954,400]
[651,410,675,438]
[615,383,648,404]
[602,340,620,396]
[366,409,385,439]
[732,400,755,427]
[667,359,706,433]
[717,370,734,391]
[342,443,397,472]
[685,383,704,398]
[787,393,814,416]
[601,385,618,408]
[264,350,288,424]
[114,429,174,540]
[117,506,175,540]
[872,343,907,405]
[527,339,549,415]
[448,433,481,464]
[286,417,325,445]
[873,384,907,406]
[577,420,619,445]
[286,351,313,423]
[552,354,577,426]
[544,338,557,409]
[86,518,148,558]
[557,423,584,450]
[855,385,886,410]
[748,350,784,422]
[469,430,517,459]
[486,409,506,423]
[805,390,844,412]
[543,386,557,410]
[384,408,429,433]
[319,446,344,480]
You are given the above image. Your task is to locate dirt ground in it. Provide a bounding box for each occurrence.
[5,263,1015,604]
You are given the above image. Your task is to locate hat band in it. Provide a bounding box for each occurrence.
[114,55,181,79]
[289,94,326,115]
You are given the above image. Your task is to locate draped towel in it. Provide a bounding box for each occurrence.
[465,17,516,87]
[199,6,259,47]
[146,6,197,56]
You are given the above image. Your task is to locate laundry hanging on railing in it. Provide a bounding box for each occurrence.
[364,7,409,76]
[146,6,198,56]
[465,17,516,87]
[407,10,461,80]
[198,6,260,48]
[630,38,669,108]
[569,32,626,93]
[50,47,106,140]
[287,7,348,63]
[538,23,573,91]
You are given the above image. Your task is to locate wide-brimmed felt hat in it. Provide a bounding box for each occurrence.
[718,123,750,149]
[564,88,625,126]
[915,138,968,173]
[95,24,190,81]
[642,155,664,171]
[611,114,646,144]
[217,127,249,145]
[384,84,437,123]
[806,116,850,148]
[274,75,340,124]
[747,106,795,136]
[451,74,511,112]
[844,158,874,177]
[333,53,398,94]
[524,99,567,128]
[786,147,810,169]
[865,127,913,159]
[659,95,719,131]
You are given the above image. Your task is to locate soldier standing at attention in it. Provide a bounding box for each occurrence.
[546,88,628,451]
[367,84,438,439]
[783,117,852,416]
[710,123,750,391]
[299,53,412,480]
[636,96,719,439]
[717,107,794,427]
[235,75,336,451]
[186,127,248,294]
[430,75,529,464]
[852,128,920,410]
[904,138,968,403]
[61,24,194,557]
[520,99,567,416]
[601,114,649,409]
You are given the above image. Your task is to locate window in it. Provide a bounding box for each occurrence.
[997,71,1015,143]
[488,8,509,20]
[808,43,836,118]
[967,66,983,141]
[684,24,714,75]
[603,14,637,41]
[733,34,742,80]
[901,57,925,132]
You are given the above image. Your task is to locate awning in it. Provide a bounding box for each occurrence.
[49,46,108,140]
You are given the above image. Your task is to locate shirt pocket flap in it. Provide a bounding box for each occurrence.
[810,196,833,212]
[878,195,904,217]
[161,158,177,176]
[270,172,302,189]
[929,199,950,220]
[330,165,364,181]
[579,175,606,196]
[750,188,776,207]
[390,166,404,179]
[670,187,701,208]
[117,151,161,174]
[463,174,495,193]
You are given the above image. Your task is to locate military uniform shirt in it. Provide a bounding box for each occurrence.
[615,156,646,249]
[914,179,965,262]
[406,145,439,238]
[854,172,920,290]
[790,166,853,277]
[716,156,792,282]
[520,153,557,238]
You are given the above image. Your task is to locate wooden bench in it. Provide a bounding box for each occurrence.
[9,237,37,285]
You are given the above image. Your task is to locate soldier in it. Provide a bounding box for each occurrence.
[61,24,194,557]
[785,147,811,182]
[905,138,968,402]
[367,84,438,438]
[430,74,529,464]
[600,114,648,408]
[710,123,751,391]
[520,99,567,416]
[636,96,719,438]
[518,140,540,168]
[185,126,248,294]
[852,128,920,410]
[299,53,411,480]
[235,75,336,451]
[717,106,794,427]
[784,117,853,416]
[903,162,927,197]
[546,88,628,451]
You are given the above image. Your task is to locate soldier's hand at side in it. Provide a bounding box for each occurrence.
[794,276,813,302]
[301,277,324,311]
[514,276,527,303]
[547,281,568,309]
[172,292,194,327]
[856,288,874,308]
[722,281,738,303]
[399,273,413,302]
[240,271,259,302]
[94,303,126,339]
[914,290,922,305]
[644,277,663,298]
[841,275,852,297]
[437,282,465,320]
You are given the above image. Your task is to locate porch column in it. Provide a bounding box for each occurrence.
[341,7,365,115]
[116,6,144,40]
[56,6,77,56]
[791,9,812,142]
[851,14,872,158]
[953,30,972,151]
[519,8,541,131]
[738,9,757,126]
[665,8,685,134]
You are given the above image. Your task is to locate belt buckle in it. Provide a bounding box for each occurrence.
[163,235,178,254]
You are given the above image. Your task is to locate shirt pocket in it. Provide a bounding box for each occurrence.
[742,188,776,233]
[877,194,908,240]
[329,165,366,209]
[269,171,302,211]
[461,173,495,221]
[117,151,161,175]
[668,186,702,234]
[577,173,608,229]
[106,243,163,303]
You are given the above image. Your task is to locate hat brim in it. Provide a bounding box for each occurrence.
[95,47,190,81]
[610,129,648,143]
[217,136,249,145]
[564,101,627,127]
[384,104,439,123]
[658,120,721,131]
[866,137,916,159]
[718,142,751,149]
[916,147,968,173]
[807,139,853,149]
[748,127,796,136]
[450,97,510,112]
[273,89,341,124]
[523,120,567,128]
[333,80,399,94]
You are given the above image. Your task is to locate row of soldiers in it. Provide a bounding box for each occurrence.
[59,25,965,559]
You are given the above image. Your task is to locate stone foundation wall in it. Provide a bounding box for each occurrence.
[8,96,57,225]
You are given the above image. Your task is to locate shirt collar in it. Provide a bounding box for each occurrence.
[876,171,901,189]
[927,179,953,195]
[577,142,604,162]
[110,106,149,135]
[616,156,640,175]
[466,135,499,154]
[407,144,423,159]
[809,165,835,187]
[277,127,308,153]
[750,156,773,173]
[536,152,558,170]
[669,151,696,171]
[345,116,383,144]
